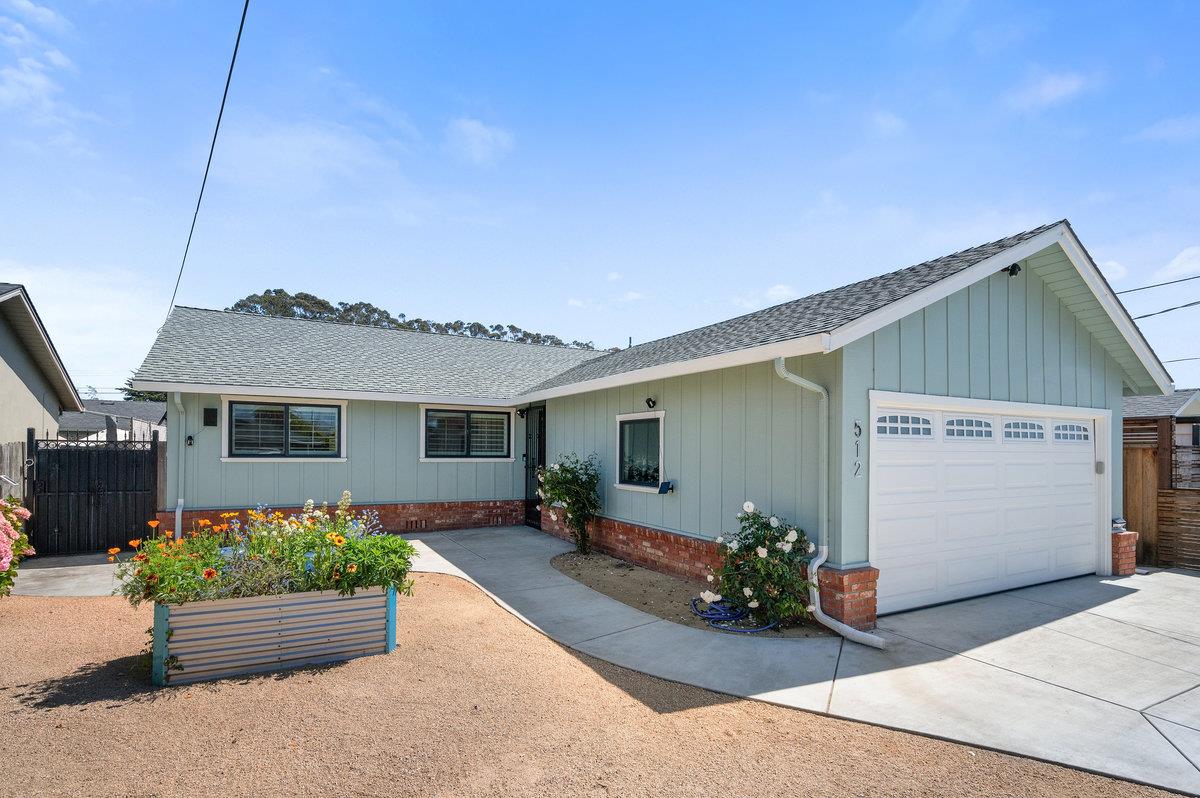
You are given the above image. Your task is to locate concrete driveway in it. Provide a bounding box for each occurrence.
[409,526,1200,795]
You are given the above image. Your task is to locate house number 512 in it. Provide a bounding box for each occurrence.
[852,420,863,478]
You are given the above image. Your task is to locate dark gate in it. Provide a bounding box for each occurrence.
[25,429,159,556]
[523,405,546,528]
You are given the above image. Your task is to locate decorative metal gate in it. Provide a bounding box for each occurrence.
[24,431,159,556]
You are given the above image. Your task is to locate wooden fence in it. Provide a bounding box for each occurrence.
[1157,489,1200,571]
[1124,416,1200,568]
[0,440,26,501]
[1174,448,1200,490]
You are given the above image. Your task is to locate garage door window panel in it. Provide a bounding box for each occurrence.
[1053,422,1091,442]
[875,414,933,437]
[945,417,994,439]
[1003,419,1046,441]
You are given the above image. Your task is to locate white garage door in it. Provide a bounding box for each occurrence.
[871,400,1102,614]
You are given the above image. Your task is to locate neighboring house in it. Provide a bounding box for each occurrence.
[1123,389,1200,490]
[132,220,1172,629]
[0,283,83,443]
[57,399,168,442]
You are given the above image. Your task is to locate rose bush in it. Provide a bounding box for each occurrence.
[537,453,602,554]
[700,501,816,625]
[114,491,416,606]
[0,496,34,597]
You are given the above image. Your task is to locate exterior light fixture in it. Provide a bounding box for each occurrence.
[645,397,657,409]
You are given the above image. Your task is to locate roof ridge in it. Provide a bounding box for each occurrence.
[170,305,603,353]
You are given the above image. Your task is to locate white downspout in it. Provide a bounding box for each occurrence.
[173,391,185,540]
[773,357,886,649]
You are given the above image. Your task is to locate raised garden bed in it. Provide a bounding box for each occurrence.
[152,586,397,686]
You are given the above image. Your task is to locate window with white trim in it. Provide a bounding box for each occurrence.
[944,417,993,439]
[423,409,511,458]
[875,414,933,437]
[1053,422,1091,442]
[615,410,665,489]
[1003,419,1045,440]
[229,401,341,458]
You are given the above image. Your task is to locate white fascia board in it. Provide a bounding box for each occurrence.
[826,226,1067,353]
[1056,226,1174,396]
[0,288,85,411]
[514,333,831,403]
[1175,392,1200,418]
[131,380,516,408]
[870,389,1113,421]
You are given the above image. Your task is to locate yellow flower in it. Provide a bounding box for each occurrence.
[347,563,358,573]
[325,532,337,542]
[332,535,346,547]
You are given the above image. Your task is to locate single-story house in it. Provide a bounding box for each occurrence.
[1124,389,1200,448]
[0,282,83,444]
[1123,388,1200,492]
[132,220,1171,629]
[57,399,168,442]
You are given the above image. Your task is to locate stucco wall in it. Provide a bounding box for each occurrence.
[167,393,525,510]
[837,249,1127,566]
[545,353,840,552]
[0,312,60,442]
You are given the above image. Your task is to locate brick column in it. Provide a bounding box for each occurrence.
[817,565,879,630]
[1111,530,1138,576]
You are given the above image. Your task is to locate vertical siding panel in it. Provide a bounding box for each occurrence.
[744,362,770,516]
[969,281,990,398]
[1091,339,1107,410]
[873,322,901,392]
[923,299,949,396]
[899,312,925,394]
[663,377,683,532]
[1026,273,1045,403]
[988,273,1009,401]
[377,403,399,501]
[699,370,723,537]
[457,461,477,502]
[1075,320,1092,407]
[947,291,970,397]
[1059,303,1077,405]
[680,373,702,534]
[769,358,797,518]
[436,463,456,501]
[300,463,326,505]
[721,367,746,532]
[1008,273,1027,402]
[1043,286,1061,404]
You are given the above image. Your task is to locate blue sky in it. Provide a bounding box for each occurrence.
[2,0,1198,396]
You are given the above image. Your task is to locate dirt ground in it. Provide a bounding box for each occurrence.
[0,574,1169,798]
[552,551,830,638]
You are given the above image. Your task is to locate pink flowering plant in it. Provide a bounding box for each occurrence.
[700,501,816,625]
[0,496,34,597]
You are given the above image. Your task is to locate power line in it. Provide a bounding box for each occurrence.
[1116,274,1200,294]
[1134,298,1200,320]
[164,0,250,321]
[1163,357,1200,364]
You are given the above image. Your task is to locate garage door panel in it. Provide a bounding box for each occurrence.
[873,402,1100,614]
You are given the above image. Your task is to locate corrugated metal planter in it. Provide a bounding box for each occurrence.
[151,586,397,686]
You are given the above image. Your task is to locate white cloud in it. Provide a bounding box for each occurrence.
[617,291,646,302]
[445,117,514,165]
[0,55,56,111]
[1155,246,1200,280]
[0,17,33,49]
[316,66,419,141]
[566,297,585,308]
[869,110,907,136]
[4,0,70,33]
[41,46,70,69]
[605,271,622,281]
[1134,114,1200,143]
[1100,259,1127,282]
[1003,71,1089,111]
[733,284,800,310]
[899,0,970,43]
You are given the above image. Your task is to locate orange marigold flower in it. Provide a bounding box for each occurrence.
[347,563,358,573]
[107,547,121,555]
[147,519,160,529]
[133,553,148,562]
[202,567,217,580]
[107,555,116,563]
[128,538,142,548]
[147,573,159,583]
[157,542,167,552]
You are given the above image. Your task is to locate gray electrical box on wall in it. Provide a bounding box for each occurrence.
[203,408,218,427]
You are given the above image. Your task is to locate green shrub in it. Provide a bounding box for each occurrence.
[538,453,602,554]
[114,491,416,606]
[702,502,815,625]
[0,496,33,597]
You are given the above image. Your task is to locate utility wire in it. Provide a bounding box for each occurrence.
[164,0,250,322]
[1163,357,1200,364]
[1116,274,1200,295]
[1133,298,1200,320]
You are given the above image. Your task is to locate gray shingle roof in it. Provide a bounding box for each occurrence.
[135,307,607,400]
[58,400,168,433]
[1124,389,1200,419]
[528,220,1064,392]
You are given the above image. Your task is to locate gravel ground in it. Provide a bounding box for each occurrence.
[551,551,830,637]
[0,574,1169,798]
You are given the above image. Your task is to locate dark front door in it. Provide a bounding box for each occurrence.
[524,405,546,528]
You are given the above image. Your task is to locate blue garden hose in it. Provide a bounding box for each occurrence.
[690,598,778,633]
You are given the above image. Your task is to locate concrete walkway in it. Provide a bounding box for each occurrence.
[409,526,1200,795]
[12,553,119,596]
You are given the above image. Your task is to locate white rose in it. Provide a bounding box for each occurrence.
[706,574,714,582]
[748,600,759,609]
[769,516,780,528]
[535,505,542,512]
[728,541,739,551]
[805,604,816,614]
[774,541,783,549]
[536,489,544,498]
[551,463,560,470]
[785,529,798,543]
[715,536,723,543]
[806,541,816,554]
[756,546,768,558]
[742,587,752,597]
[549,512,558,521]
[781,541,793,553]
[742,501,755,513]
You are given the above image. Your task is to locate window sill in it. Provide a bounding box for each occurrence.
[221,457,347,464]
[614,482,660,494]
[419,457,515,464]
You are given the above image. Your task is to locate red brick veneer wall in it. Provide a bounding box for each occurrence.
[816,566,879,631]
[155,499,524,535]
[1112,530,1138,576]
[539,506,721,583]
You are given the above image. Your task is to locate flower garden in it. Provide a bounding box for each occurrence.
[0,497,34,597]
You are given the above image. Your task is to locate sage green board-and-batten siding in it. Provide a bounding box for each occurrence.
[166,394,526,510]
